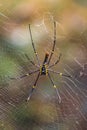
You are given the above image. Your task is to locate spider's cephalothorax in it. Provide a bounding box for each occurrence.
[40,64,48,75]
[40,53,49,75]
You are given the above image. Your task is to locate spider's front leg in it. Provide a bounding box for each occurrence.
[27,72,40,101]
[48,72,61,103]
[48,21,56,64]
[29,24,40,66]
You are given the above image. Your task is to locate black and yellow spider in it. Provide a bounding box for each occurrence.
[13,21,72,103]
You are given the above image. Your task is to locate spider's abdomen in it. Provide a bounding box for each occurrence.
[40,65,48,75]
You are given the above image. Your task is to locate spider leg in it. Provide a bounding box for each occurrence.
[10,69,39,80]
[48,21,56,64]
[29,24,40,66]
[20,69,40,79]
[25,53,39,68]
[49,53,62,68]
[48,72,61,103]
[48,69,72,78]
[27,72,40,101]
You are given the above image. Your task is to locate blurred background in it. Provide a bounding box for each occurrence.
[0,0,87,130]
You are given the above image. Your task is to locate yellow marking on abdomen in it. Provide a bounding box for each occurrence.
[32,86,36,88]
[53,85,57,88]
[60,73,62,76]
[26,73,29,76]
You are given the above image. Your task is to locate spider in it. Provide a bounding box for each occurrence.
[12,21,72,103]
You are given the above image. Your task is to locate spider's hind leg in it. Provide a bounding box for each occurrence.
[27,86,35,101]
[27,72,40,101]
[48,72,61,103]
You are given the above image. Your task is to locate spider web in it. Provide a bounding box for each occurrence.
[0,11,87,130]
